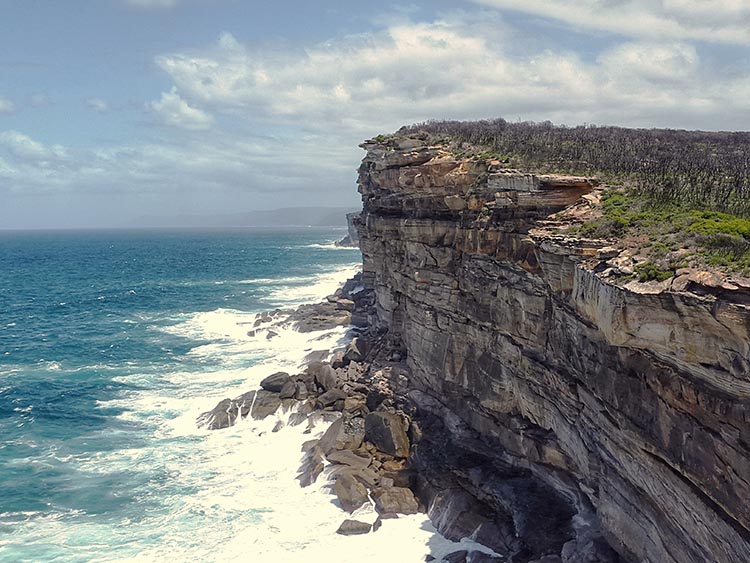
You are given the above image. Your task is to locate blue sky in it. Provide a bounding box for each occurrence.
[1,0,749,228]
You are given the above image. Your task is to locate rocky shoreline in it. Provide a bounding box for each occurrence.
[196,273,514,563]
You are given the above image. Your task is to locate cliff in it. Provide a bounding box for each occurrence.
[355,134,750,562]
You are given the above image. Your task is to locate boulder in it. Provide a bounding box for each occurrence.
[297,447,324,487]
[309,362,340,392]
[279,379,297,399]
[334,472,370,513]
[260,371,292,392]
[365,412,410,457]
[443,551,468,563]
[250,390,282,420]
[371,486,419,515]
[326,450,372,470]
[336,519,372,536]
[196,398,237,430]
[317,388,347,408]
[318,417,365,454]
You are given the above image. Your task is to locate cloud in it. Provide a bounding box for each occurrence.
[0,130,68,161]
[4,13,750,227]
[0,96,16,114]
[470,0,750,45]
[152,23,749,135]
[85,98,109,113]
[148,88,214,130]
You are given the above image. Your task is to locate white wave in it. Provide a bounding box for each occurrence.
[265,263,361,307]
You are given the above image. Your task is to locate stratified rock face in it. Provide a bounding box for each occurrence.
[356,135,750,563]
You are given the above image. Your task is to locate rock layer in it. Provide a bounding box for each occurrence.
[356,135,750,563]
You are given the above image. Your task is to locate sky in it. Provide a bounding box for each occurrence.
[1,0,750,229]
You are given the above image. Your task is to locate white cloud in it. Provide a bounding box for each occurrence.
[4,14,750,227]
[29,93,50,107]
[0,130,68,161]
[471,0,750,45]
[0,96,16,114]
[85,98,109,113]
[149,88,214,130]
[152,23,749,135]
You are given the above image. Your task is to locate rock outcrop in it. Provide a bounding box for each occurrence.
[356,134,750,563]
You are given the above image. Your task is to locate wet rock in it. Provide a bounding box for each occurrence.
[334,472,370,513]
[365,412,410,458]
[297,447,324,487]
[371,486,419,515]
[336,519,372,536]
[196,398,237,430]
[294,381,309,400]
[260,371,291,392]
[250,390,281,420]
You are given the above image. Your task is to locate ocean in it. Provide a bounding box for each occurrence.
[0,229,473,563]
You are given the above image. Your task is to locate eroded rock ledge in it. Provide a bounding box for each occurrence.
[356,134,750,563]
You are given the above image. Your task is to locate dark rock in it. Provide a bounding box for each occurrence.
[365,388,390,411]
[331,351,348,369]
[196,398,238,430]
[294,381,309,400]
[467,552,504,563]
[266,330,278,340]
[334,472,370,513]
[443,551,468,563]
[260,371,291,392]
[365,412,410,458]
[272,420,285,432]
[371,486,419,515]
[344,337,370,363]
[336,519,372,536]
[250,390,281,420]
[297,448,324,487]
[279,379,297,399]
[309,362,340,392]
[317,388,347,408]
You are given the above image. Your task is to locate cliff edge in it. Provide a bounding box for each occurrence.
[356,133,750,562]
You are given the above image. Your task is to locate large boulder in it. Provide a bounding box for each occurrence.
[318,417,365,454]
[334,472,370,513]
[250,390,282,420]
[309,362,340,392]
[336,519,372,536]
[196,398,238,430]
[260,371,292,392]
[365,412,410,457]
[371,486,419,515]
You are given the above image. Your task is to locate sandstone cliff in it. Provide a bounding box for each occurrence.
[355,134,750,563]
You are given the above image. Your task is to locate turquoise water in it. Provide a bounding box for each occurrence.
[0,229,363,562]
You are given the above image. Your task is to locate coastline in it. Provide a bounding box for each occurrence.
[194,268,500,563]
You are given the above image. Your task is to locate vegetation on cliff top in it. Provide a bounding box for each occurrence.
[402,118,750,217]
[399,119,750,278]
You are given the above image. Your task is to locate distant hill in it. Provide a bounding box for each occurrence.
[133,206,359,228]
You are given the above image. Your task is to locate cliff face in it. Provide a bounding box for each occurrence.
[356,135,750,563]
